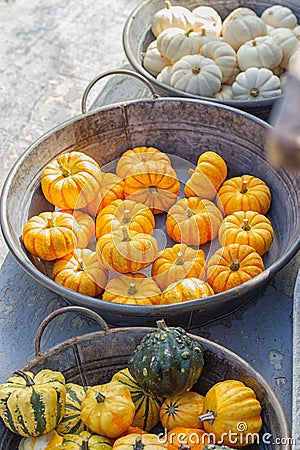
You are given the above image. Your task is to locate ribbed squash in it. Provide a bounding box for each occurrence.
[103,274,161,306]
[167,427,210,450]
[59,209,95,249]
[18,430,63,449]
[56,383,88,435]
[116,147,171,179]
[83,172,124,217]
[160,391,205,430]
[112,434,168,450]
[111,368,162,431]
[161,278,214,305]
[128,320,204,398]
[0,369,66,437]
[56,431,112,449]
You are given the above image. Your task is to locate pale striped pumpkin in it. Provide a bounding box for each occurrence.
[56,431,112,449]
[18,430,63,449]
[56,383,88,435]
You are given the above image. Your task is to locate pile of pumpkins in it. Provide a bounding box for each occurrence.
[22,146,274,304]
[0,321,263,449]
[142,1,300,100]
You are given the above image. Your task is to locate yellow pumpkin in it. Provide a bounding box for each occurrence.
[80,382,135,438]
[218,210,274,256]
[116,146,171,178]
[56,383,88,435]
[199,380,262,447]
[18,430,63,449]
[103,274,161,305]
[41,151,102,209]
[112,434,168,450]
[167,427,210,450]
[217,174,272,215]
[83,172,124,217]
[59,209,95,249]
[160,391,205,431]
[52,249,108,296]
[151,244,206,291]
[160,278,214,304]
[96,227,158,273]
[184,151,228,200]
[207,243,264,293]
[95,199,155,239]
[22,211,77,261]
[166,197,223,246]
[123,163,180,214]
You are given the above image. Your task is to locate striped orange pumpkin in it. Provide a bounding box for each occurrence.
[160,391,205,431]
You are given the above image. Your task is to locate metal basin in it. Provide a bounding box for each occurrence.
[1,84,300,328]
[123,0,300,121]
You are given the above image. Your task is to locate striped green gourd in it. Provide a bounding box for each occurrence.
[111,368,162,431]
[57,430,112,449]
[0,369,66,437]
[56,383,88,435]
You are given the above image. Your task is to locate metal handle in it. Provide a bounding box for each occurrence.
[81,69,159,114]
[34,306,109,356]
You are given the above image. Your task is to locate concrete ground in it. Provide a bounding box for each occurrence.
[0,0,140,265]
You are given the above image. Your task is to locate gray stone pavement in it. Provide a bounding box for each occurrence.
[0,0,140,265]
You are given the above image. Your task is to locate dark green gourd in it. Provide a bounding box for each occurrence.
[128,319,204,398]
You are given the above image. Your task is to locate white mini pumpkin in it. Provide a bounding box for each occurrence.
[237,36,282,71]
[221,7,257,35]
[170,54,222,97]
[142,40,172,76]
[157,27,199,62]
[214,85,234,100]
[157,65,173,85]
[232,67,281,100]
[192,6,222,36]
[293,25,300,40]
[223,15,267,51]
[225,66,241,84]
[201,40,237,83]
[269,27,299,69]
[261,5,297,30]
[152,0,195,37]
[189,29,222,50]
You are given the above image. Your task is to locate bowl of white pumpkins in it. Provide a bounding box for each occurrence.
[123,0,300,120]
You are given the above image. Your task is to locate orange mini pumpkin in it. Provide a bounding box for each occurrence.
[116,146,171,178]
[52,248,108,296]
[207,243,265,293]
[83,172,124,217]
[160,392,205,431]
[103,274,161,305]
[41,151,102,209]
[151,244,206,291]
[218,210,274,256]
[160,278,214,304]
[124,163,180,214]
[22,211,77,261]
[166,197,223,246]
[217,174,272,215]
[95,199,155,239]
[184,151,228,200]
[59,209,95,249]
[167,427,210,450]
[96,227,158,273]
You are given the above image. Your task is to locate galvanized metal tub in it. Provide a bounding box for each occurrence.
[122,0,300,121]
[0,306,292,449]
[1,70,300,328]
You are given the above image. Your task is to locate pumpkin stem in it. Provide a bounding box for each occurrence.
[188,168,195,175]
[47,217,54,228]
[186,207,194,218]
[249,87,260,98]
[121,226,131,242]
[179,444,191,450]
[81,437,89,450]
[77,257,85,271]
[133,436,146,450]
[185,29,194,37]
[141,155,147,162]
[240,179,248,194]
[149,186,158,196]
[95,391,106,403]
[252,40,257,47]
[165,0,171,9]
[192,66,201,75]
[199,410,216,424]
[13,370,35,386]
[242,218,251,231]
[175,251,185,265]
[128,283,138,296]
[230,258,240,271]
[59,164,72,178]
[122,209,132,224]
[141,52,146,59]
[156,319,168,330]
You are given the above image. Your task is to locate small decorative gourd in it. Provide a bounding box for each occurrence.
[192,6,222,36]
[218,210,274,256]
[41,151,102,209]
[56,383,88,435]
[167,427,210,450]
[160,278,214,304]
[237,36,282,71]
[157,65,173,85]
[207,243,265,293]
[83,172,124,217]
[56,431,112,449]
[59,209,95,249]
[221,7,257,35]
[151,0,195,37]
[113,434,168,450]
[151,243,206,291]
[261,5,297,30]
[184,151,228,200]
[166,197,223,246]
[112,368,162,431]
[160,391,205,430]
[170,55,222,97]
[142,40,172,77]
[222,15,267,51]
[95,199,155,239]
[157,28,200,63]
[18,430,63,450]
[217,174,272,215]
[52,249,108,297]
[199,379,262,447]
[96,227,158,273]
[201,41,237,83]
[269,27,298,69]
[128,319,204,398]
[189,30,221,51]
[214,85,234,100]
[232,67,281,100]
[116,147,171,179]
[80,382,135,438]
[22,211,78,261]
[102,273,161,305]
[0,369,66,437]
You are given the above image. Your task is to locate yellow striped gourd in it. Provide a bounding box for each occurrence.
[56,383,88,435]
[57,430,112,449]
[18,430,63,449]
